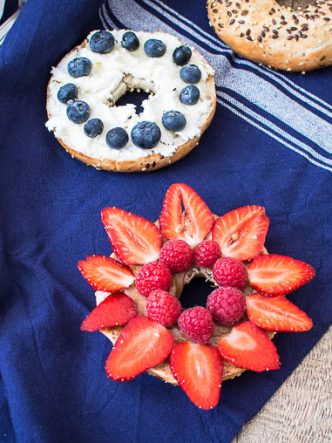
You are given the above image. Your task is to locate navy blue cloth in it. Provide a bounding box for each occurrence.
[0,0,331,442]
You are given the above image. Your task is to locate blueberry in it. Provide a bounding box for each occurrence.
[89,30,115,54]
[121,31,139,51]
[84,118,104,138]
[66,100,90,124]
[144,39,166,58]
[180,85,200,105]
[131,121,161,149]
[67,57,92,78]
[172,45,192,66]
[162,111,186,131]
[106,127,129,149]
[180,64,202,84]
[57,83,78,103]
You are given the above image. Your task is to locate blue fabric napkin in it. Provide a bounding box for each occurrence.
[0,0,331,442]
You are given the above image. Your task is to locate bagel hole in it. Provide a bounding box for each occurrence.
[180,277,216,309]
[275,0,317,7]
[116,89,151,115]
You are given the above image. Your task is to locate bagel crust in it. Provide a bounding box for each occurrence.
[207,0,332,71]
[46,30,216,172]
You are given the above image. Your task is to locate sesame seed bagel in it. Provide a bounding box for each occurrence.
[95,228,273,385]
[46,30,216,172]
[207,0,332,71]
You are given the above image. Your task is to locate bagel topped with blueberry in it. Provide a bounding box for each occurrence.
[207,0,332,71]
[78,183,316,410]
[46,30,216,172]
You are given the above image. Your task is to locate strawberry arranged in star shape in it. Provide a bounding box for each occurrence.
[78,183,315,410]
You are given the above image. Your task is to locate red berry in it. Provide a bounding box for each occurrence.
[194,240,221,267]
[213,257,248,289]
[178,307,214,343]
[207,287,246,326]
[159,240,193,273]
[146,290,182,327]
[135,262,172,297]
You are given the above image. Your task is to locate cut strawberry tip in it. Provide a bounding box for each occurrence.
[101,207,162,265]
[78,255,135,292]
[105,316,174,381]
[80,293,138,332]
[218,321,280,372]
[160,183,214,247]
[247,254,316,296]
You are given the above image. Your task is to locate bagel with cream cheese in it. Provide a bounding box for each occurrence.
[46,30,216,172]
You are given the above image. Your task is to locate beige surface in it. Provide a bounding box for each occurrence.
[233,326,332,442]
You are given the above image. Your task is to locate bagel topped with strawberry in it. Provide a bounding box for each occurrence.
[78,183,315,410]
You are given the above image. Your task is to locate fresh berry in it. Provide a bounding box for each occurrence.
[246,293,313,332]
[247,254,316,296]
[67,57,92,78]
[121,31,139,51]
[170,342,222,409]
[89,30,115,54]
[144,39,166,57]
[57,83,78,103]
[218,321,280,372]
[135,262,172,297]
[213,257,248,290]
[77,256,135,292]
[81,293,137,331]
[212,206,269,261]
[172,45,192,66]
[162,111,186,132]
[178,307,214,343]
[194,240,221,267]
[160,183,214,247]
[146,290,182,326]
[101,208,162,265]
[180,85,200,105]
[105,316,174,381]
[131,121,161,149]
[180,64,202,84]
[66,100,90,124]
[106,127,129,149]
[159,240,193,273]
[207,287,246,326]
[84,118,104,138]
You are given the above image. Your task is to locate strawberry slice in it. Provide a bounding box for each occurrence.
[247,254,316,296]
[78,256,135,292]
[218,321,280,372]
[246,293,313,332]
[101,208,162,265]
[159,183,214,247]
[212,206,269,261]
[170,342,222,410]
[81,293,138,332]
[105,316,174,381]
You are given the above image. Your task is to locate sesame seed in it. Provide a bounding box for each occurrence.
[230,18,235,24]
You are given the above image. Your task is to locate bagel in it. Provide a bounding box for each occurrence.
[46,30,216,172]
[78,183,315,408]
[207,0,332,71]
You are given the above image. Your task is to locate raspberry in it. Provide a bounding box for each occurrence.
[146,290,182,327]
[194,240,221,267]
[159,240,193,273]
[135,262,172,297]
[213,257,248,289]
[178,307,214,343]
[207,287,246,326]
